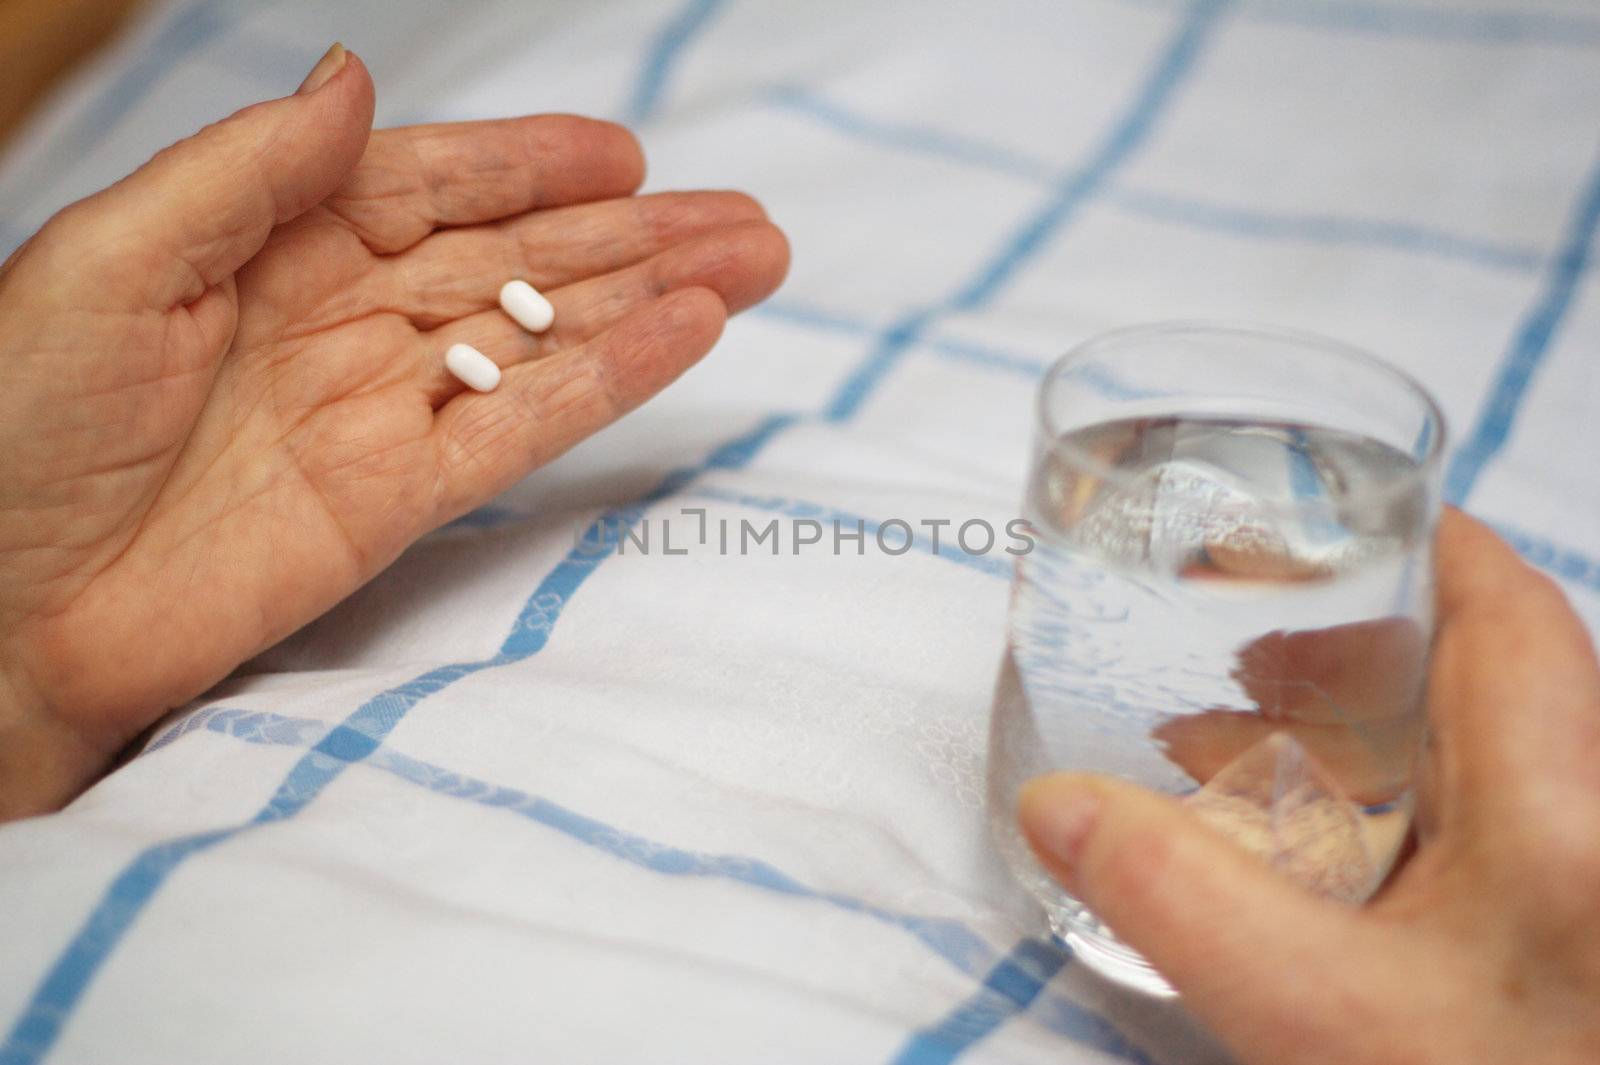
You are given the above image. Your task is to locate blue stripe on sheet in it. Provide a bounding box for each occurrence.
[624,0,725,125]
[748,299,1600,594]
[144,707,326,754]
[894,938,1097,1065]
[750,298,888,339]
[140,706,1149,1062]
[1,248,1041,1065]
[757,302,1159,399]
[370,749,1009,973]
[441,504,524,531]
[0,407,798,1063]
[0,830,235,1065]
[141,706,983,976]
[7,1,1595,1060]
[1492,522,1600,593]
[763,85,1060,184]
[924,335,1049,378]
[889,938,1165,1065]
[754,300,1052,378]
[823,0,1232,423]
[1105,186,1545,273]
[11,342,1085,1061]
[1444,147,1600,505]
[763,87,1546,276]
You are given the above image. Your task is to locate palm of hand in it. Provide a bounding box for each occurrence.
[0,57,786,808]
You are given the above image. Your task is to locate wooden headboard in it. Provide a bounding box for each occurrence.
[0,0,149,147]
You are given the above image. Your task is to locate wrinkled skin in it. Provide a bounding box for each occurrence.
[0,50,789,817]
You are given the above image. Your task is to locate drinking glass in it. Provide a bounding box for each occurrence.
[986,322,1445,995]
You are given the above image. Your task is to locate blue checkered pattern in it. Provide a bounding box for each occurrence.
[1,1,1597,1062]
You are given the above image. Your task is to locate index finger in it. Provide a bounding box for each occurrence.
[322,115,646,254]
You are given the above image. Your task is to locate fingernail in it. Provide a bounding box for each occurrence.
[1018,779,1100,875]
[297,43,347,95]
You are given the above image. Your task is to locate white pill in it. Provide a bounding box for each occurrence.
[499,279,555,333]
[445,342,501,392]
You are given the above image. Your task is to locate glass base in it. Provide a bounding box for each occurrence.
[1047,906,1178,998]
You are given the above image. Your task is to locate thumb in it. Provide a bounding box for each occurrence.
[47,44,374,310]
[1018,773,1365,1034]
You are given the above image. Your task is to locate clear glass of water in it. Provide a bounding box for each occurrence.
[986,322,1446,995]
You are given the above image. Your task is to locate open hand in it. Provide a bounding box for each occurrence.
[0,46,789,817]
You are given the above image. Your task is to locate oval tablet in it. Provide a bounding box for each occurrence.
[499,279,555,333]
[445,342,501,392]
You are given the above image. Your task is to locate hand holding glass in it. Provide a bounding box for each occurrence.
[986,323,1445,994]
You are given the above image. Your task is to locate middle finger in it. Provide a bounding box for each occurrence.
[379,190,769,327]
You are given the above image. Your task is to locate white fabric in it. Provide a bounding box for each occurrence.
[2,1,1598,1062]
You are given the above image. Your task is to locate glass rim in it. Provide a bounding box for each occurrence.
[1035,320,1448,517]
